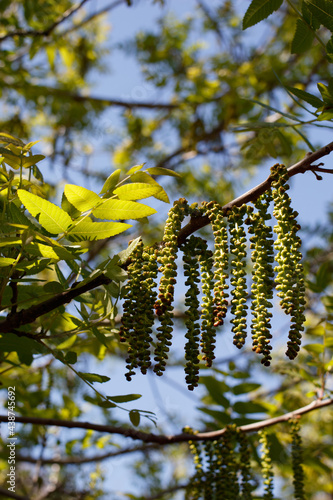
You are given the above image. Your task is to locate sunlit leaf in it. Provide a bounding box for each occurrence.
[93,198,157,220]
[64,184,101,212]
[18,189,72,234]
[113,182,162,200]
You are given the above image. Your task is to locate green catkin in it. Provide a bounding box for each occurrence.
[205,201,229,327]
[186,427,204,500]
[154,198,189,375]
[259,430,274,499]
[137,246,158,374]
[248,192,274,366]
[228,205,249,349]
[237,429,253,499]
[197,238,216,367]
[290,418,306,500]
[119,241,158,380]
[119,241,144,380]
[214,427,239,500]
[271,164,306,360]
[182,235,202,391]
[203,440,215,499]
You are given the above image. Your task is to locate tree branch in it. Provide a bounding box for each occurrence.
[0,398,331,444]
[0,0,91,43]
[0,486,30,500]
[17,443,160,465]
[0,274,111,334]
[177,141,333,245]
[12,83,178,110]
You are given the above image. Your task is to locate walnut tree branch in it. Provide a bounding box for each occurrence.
[177,141,333,245]
[0,274,111,333]
[0,0,91,43]
[0,398,331,444]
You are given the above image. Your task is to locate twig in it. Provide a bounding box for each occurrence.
[17,443,160,465]
[0,486,31,500]
[177,141,333,244]
[0,398,331,444]
[0,274,111,333]
[12,83,178,110]
[0,0,91,42]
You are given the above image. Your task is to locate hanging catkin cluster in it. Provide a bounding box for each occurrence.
[119,164,306,387]
[186,421,306,499]
[185,426,254,499]
[271,164,306,359]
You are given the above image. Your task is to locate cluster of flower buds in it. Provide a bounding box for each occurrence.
[248,192,274,366]
[154,198,189,375]
[205,201,229,327]
[271,164,306,359]
[290,418,305,500]
[186,425,254,499]
[119,240,158,380]
[228,205,249,349]
[259,429,274,499]
[119,164,307,385]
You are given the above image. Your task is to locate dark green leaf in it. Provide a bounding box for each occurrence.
[286,86,323,108]
[232,382,261,395]
[108,394,142,403]
[291,19,315,54]
[129,410,140,427]
[78,372,111,384]
[243,0,283,29]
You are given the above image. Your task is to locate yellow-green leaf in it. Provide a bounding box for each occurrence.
[114,182,162,200]
[100,169,121,194]
[126,164,145,175]
[64,184,101,212]
[67,217,132,241]
[56,335,77,350]
[0,257,16,267]
[21,154,45,169]
[146,166,181,177]
[17,189,72,234]
[92,199,157,220]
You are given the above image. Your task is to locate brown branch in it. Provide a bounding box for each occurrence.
[0,486,30,500]
[60,0,126,36]
[0,274,111,334]
[0,0,91,43]
[177,141,333,245]
[0,398,331,444]
[17,443,160,465]
[12,84,178,110]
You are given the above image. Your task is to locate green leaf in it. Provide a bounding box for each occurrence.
[0,257,16,267]
[56,335,77,350]
[117,237,142,264]
[0,333,42,365]
[21,154,45,169]
[232,383,261,395]
[100,169,121,194]
[199,376,230,408]
[317,82,333,104]
[305,0,333,31]
[129,172,170,203]
[146,166,181,177]
[129,410,140,426]
[242,0,283,29]
[98,400,117,408]
[291,19,315,54]
[66,218,132,241]
[92,198,157,220]
[126,164,144,175]
[113,182,162,201]
[233,401,267,414]
[303,343,324,354]
[17,189,72,234]
[64,351,77,364]
[64,184,101,212]
[0,133,24,146]
[107,394,142,403]
[78,372,111,384]
[286,86,323,108]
